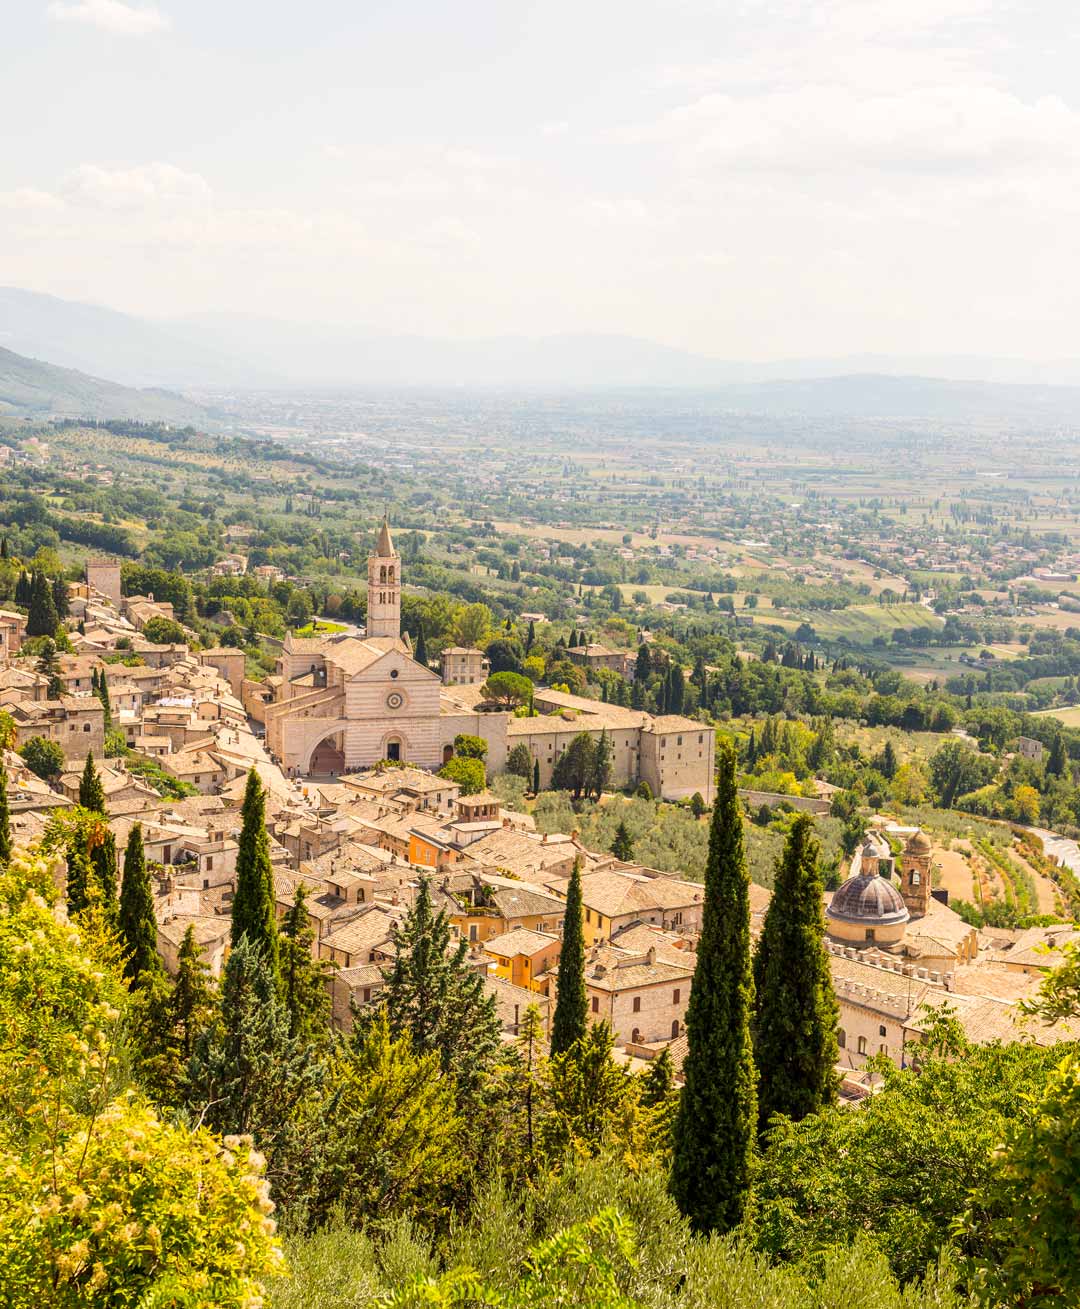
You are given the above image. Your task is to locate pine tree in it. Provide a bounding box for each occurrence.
[670,738,756,1233]
[79,752,106,813]
[611,820,634,862]
[230,768,279,977]
[0,760,11,866]
[375,876,500,1097]
[27,570,59,638]
[532,757,540,794]
[550,856,587,1057]
[880,739,898,780]
[753,814,839,1133]
[414,621,428,668]
[280,884,331,1042]
[526,619,536,652]
[118,823,158,985]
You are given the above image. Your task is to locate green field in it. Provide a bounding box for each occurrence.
[1032,706,1080,727]
[763,601,943,644]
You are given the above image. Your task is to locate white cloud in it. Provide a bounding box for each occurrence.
[47,0,169,36]
[62,162,210,208]
[0,188,64,211]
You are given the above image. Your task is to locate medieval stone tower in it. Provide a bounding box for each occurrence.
[899,830,932,917]
[366,517,401,639]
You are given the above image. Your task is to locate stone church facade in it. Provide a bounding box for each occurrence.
[264,520,713,802]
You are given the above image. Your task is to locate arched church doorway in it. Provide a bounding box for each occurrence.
[309,731,345,777]
[385,737,403,762]
[442,744,454,765]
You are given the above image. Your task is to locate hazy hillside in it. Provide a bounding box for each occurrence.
[0,345,208,424]
[10,286,1080,397]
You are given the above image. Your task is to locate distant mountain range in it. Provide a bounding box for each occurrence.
[6,285,1080,393]
[4,286,1080,427]
[0,344,207,425]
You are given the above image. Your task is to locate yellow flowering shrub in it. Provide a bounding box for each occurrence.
[0,846,283,1307]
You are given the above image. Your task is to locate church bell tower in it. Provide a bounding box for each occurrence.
[367,517,401,639]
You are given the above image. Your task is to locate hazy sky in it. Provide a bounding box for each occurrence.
[3,0,1079,358]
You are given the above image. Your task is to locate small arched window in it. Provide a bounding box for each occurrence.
[671,1020,680,1039]
[837,1028,847,1049]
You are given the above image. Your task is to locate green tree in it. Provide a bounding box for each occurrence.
[19,735,64,781]
[231,767,279,976]
[543,1022,635,1158]
[90,828,118,919]
[26,570,58,638]
[38,638,63,698]
[414,621,429,667]
[51,574,69,620]
[454,601,492,649]
[438,755,486,795]
[376,876,500,1096]
[0,761,11,866]
[929,739,995,808]
[313,1009,464,1225]
[753,814,839,1132]
[79,751,106,814]
[481,670,532,708]
[188,935,320,1199]
[280,884,331,1042]
[142,615,187,645]
[453,732,488,761]
[507,742,533,780]
[610,820,634,862]
[590,727,612,799]
[551,732,596,801]
[670,737,756,1233]
[550,856,587,1057]
[533,758,541,793]
[118,822,158,986]
[1046,732,1069,779]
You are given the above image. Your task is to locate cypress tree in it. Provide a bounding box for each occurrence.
[590,727,612,799]
[231,768,279,977]
[171,924,214,1065]
[52,575,69,620]
[78,751,103,804]
[1,536,8,559]
[27,570,59,638]
[550,855,587,1057]
[91,828,118,917]
[532,757,540,794]
[280,884,331,1042]
[753,814,839,1133]
[97,672,112,731]
[611,820,634,862]
[119,822,158,985]
[1048,734,1068,779]
[0,760,10,865]
[414,621,429,668]
[79,751,106,814]
[670,738,756,1233]
[526,619,535,652]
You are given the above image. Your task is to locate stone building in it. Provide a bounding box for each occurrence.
[263,520,714,803]
[440,647,489,685]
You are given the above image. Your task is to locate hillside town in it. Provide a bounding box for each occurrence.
[1,528,1075,1110]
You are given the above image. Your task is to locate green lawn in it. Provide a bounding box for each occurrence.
[763,601,943,644]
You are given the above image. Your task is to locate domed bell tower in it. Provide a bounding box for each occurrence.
[367,517,400,639]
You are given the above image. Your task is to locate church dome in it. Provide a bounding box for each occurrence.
[861,833,891,861]
[827,870,909,927]
[906,830,931,854]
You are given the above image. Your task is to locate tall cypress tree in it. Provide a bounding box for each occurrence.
[753,814,839,1133]
[171,924,214,1066]
[550,856,587,1057]
[0,760,11,866]
[91,828,118,918]
[79,752,106,813]
[414,621,428,668]
[611,820,634,862]
[27,570,59,638]
[230,767,279,977]
[119,822,158,985]
[532,757,540,794]
[280,884,330,1042]
[670,738,756,1233]
[52,575,69,621]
